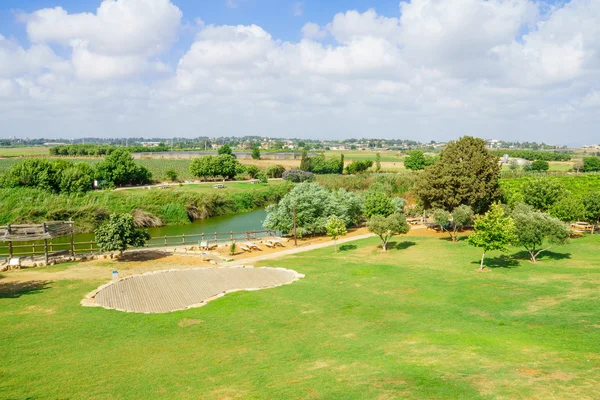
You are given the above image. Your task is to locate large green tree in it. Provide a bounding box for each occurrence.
[96,148,152,187]
[416,136,502,214]
[95,213,150,256]
[512,205,571,263]
[583,157,600,172]
[467,203,516,270]
[251,146,261,160]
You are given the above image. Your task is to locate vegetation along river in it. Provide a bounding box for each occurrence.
[0,209,268,258]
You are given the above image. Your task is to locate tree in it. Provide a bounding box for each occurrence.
[263,183,363,237]
[299,150,310,171]
[326,215,347,253]
[95,213,150,256]
[263,182,331,237]
[251,146,261,160]
[404,150,426,170]
[266,164,286,178]
[467,203,516,270]
[433,205,473,242]
[375,153,381,172]
[528,160,549,172]
[246,165,260,179]
[512,206,570,263]
[583,192,600,234]
[58,163,95,194]
[1,158,59,192]
[522,178,566,211]
[583,157,600,172]
[165,168,178,182]
[340,154,345,174]
[367,213,411,251]
[345,160,373,174]
[96,148,152,187]
[189,155,242,180]
[549,196,585,222]
[416,137,502,214]
[364,191,394,218]
[218,144,232,156]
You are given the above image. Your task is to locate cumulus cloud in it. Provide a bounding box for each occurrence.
[21,0,181,80]
[2,0,600,144]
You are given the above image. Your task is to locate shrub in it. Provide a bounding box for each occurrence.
[346,160,373,174]
[266,164,286,178]
[283,169,314,183]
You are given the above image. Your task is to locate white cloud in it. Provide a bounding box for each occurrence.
[21,0,181,80]
[2,0,600,144]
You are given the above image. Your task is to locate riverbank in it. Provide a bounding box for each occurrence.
[0,181,292,233]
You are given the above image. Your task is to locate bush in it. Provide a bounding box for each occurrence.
[583,157,600,172]
[189,155,243,180]
[283,169,314,183]
[526,160,549,172]
[266,164,286,178]
[346,160,373,174]
[364,191,394,217]
[308,156,343,174]
[246,165,260,179]
[165,168,178,182]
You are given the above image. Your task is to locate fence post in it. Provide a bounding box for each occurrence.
[182,234,185,246]
[33,243,36,257]
[245,231,249,241]
[214,232,218,243]
[230,231,233,241]
[253,230,256,240]
[70,221,75,256]
[164,235,167,246]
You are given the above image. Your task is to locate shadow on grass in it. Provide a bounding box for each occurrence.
[117,250,170,263]
[471,255,519,269]
[388,241,417,250]
[0,280,50,298]
[339,244,357,252]
[511,250,572,262]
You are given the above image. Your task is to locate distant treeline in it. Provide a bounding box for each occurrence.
[49,144,169,156]
[490,150,573,161]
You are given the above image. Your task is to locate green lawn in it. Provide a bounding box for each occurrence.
[1,234,599,399]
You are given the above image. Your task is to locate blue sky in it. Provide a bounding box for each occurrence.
[0,0,598,145]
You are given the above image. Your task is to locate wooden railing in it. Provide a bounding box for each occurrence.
[0,230,277,259]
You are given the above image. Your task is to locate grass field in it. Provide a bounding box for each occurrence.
[1,234,599,399]
[0,146,50,157]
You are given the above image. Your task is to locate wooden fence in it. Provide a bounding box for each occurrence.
[0,229,278,259]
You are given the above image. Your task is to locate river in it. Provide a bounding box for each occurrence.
[1,209,268,258]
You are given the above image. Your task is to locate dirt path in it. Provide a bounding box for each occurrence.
[1,225,442,284]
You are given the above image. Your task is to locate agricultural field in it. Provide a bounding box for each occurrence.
[0,146,50,157]
[324,150,406,162]
[1,234,599,399]
[500,173,600,197]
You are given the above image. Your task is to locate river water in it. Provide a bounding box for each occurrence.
[1,209,268,257]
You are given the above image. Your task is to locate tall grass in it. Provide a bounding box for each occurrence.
[316,173,417,196]
[0,183,292,232]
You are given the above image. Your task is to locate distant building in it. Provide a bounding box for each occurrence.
[140,142,161,148]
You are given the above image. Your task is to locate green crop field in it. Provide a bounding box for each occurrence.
[1,234,599,399]
[0,146,50,157]
[500,174,600,197]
